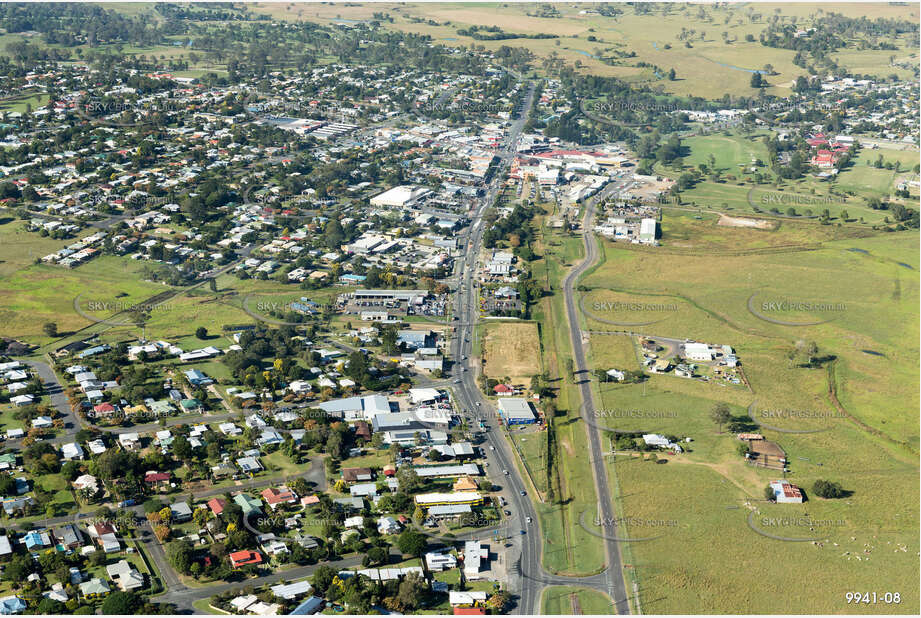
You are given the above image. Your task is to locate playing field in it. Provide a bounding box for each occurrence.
[481,321,542,383]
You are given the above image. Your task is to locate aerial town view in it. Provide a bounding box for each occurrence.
[0,1,916,616]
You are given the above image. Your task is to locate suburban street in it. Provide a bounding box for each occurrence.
[4,76,631,616]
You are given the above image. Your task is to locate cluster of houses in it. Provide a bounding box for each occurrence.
[0,521,145,610]
[1,360,38,407]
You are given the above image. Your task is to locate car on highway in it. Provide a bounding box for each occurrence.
[504,509,511,516]
[526,517,532,523]
[520,490,526,496]
[453,379,462,383]
[489,445,495,450]
[503,469,509,475]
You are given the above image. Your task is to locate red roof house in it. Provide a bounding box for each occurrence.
[93,402,116,416]
[454,608,486,615]
[493,384,514,394]
[207,497,227,516]
[144,471,171,484]
[229,550,263,568]
[261,486,297,510]
[300,494,320,507]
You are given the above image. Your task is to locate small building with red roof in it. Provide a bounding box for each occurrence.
[207,497,227,516]
[229,550,263,568]
[261,486,297,510]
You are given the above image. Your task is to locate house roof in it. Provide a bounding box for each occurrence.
[207,497,227,515]
[229,550,263,567]
[261,486,296,504]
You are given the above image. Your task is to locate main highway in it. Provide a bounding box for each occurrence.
[446,80,631,614]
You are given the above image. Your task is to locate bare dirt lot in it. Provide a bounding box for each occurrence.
[482,321,541,383]
[717,214,777,230]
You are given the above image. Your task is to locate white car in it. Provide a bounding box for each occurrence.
[526,517,532,524]
[489,445,495,451]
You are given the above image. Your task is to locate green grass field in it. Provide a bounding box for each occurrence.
[541,585,616,614]
[573,211,919,612]
[663,130,911,225]
[245,2,918,97]
[527,204,608,576]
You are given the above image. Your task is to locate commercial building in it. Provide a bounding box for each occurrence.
[414,492,483,507]
[370,185,432,208]
[496,398,537,425]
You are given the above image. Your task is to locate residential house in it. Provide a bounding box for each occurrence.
[229,550,263,568]
[170,501,193,522]
[261,486,297,510]
[79,578,110,599]
[341,467,373,483]
[425,551,457,571]
[52,524,82,549]
[207,498,227,516]
[106,560,144,591]
[233,493,263,516]
[770,480,804,504]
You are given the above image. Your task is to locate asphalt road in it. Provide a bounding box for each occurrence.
[561,186,631,613]
[445,80,634,614]
[8,77,632,614]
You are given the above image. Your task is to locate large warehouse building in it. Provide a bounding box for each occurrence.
[497,398,537,425]
[369,185,432,208]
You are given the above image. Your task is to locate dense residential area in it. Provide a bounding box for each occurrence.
[0,2,917,616]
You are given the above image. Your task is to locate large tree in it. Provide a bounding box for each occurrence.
[101,591,142,615]
[710,402,732,433]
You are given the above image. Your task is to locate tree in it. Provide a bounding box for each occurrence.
[172,435,193,462]
[312,565,337,595]
[750,72,765,88]
[488,590,512,612]
[195,326,208,339]
[42,322,58,337]
[363,546,388,567]
[710,402,731,433]
[101,591,142,615]
[813,479,845,499]
[764,484,776,501]
[36,598,66,614]
[396,466,421,492]
[395,572,428,611]
[396,529,427,556]
[166,539,194,575]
